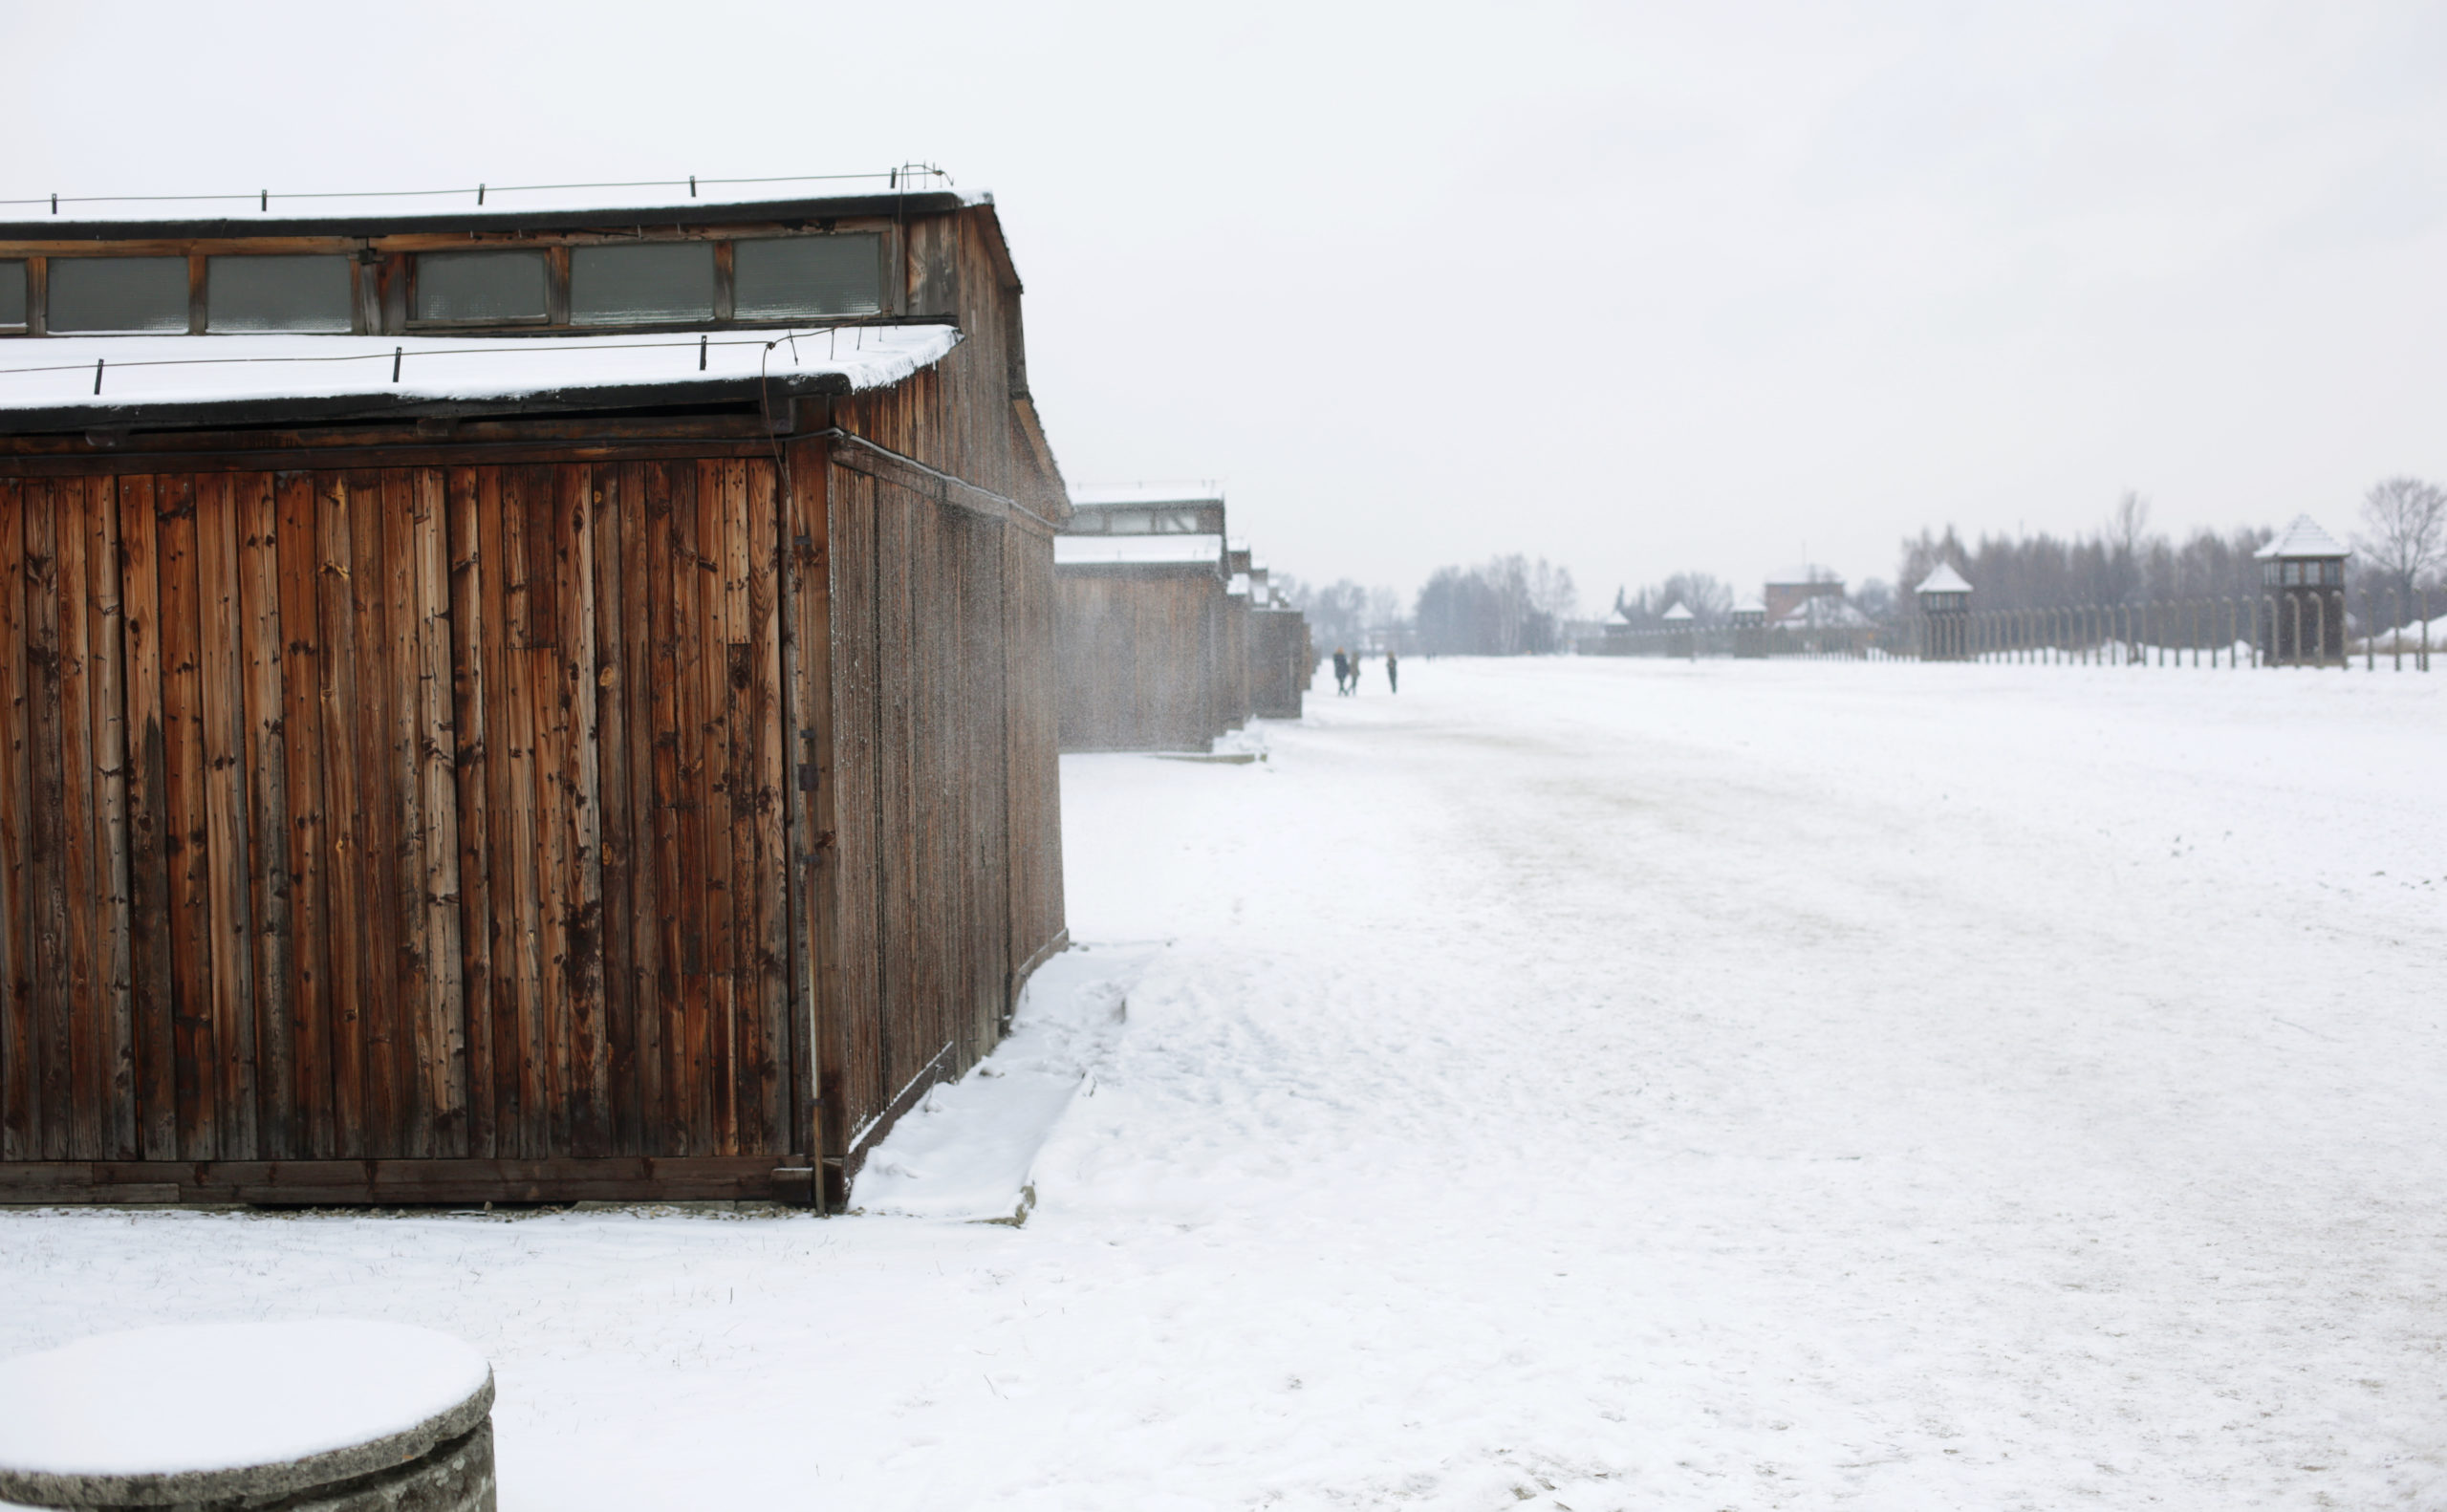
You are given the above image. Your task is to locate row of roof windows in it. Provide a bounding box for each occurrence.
[1062,507,1219,535]
[0,233,881,335]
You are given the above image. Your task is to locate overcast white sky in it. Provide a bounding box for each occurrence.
[13,1,2447,608]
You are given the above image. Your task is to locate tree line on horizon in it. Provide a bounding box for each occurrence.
[1274,477,2446,656]
[1279,556,1579,657]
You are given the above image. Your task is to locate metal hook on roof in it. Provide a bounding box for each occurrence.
[699,334,707,371]
[689,175,698,198]
[392,347,402,383]
[260,189,268,211]
[93,359,104,395]
[477,183,486,205]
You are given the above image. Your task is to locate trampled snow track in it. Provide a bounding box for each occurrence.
[5,658,2441,1509]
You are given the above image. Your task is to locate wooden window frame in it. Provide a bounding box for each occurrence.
[727,229,890,323]
[0,257,28,335]
[0,222,903,338]
[404,247,556,332]
[39,251,195,336]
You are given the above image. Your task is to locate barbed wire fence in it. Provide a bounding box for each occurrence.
[1583,587,2435,669]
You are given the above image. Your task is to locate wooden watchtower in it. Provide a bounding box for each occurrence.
[1915,562,1973,660]
[2255,515,2348,665]
[1661,600,1696,659]
[1730,596,1767,659]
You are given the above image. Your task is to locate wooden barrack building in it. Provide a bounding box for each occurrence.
[1244,561,1310,719]
[1053,486,1235,752]
[0,180,1068,1208]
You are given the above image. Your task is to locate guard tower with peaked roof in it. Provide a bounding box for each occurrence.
[1661,600,1696,660]
[1729,595,1767,659]
[1915,562,1973,660]
[2256,515,2348,665]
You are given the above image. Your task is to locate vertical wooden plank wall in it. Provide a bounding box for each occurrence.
[1004,519,1066,983]
[1,204,1075,1193]
[1248,610,1310,719]
[0,461,797,1166]
[813,457,1047,1169]
[1054,569,1232,752]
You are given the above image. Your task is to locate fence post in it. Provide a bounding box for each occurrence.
[2423,589,2431,672]
[2366,586,2375,671]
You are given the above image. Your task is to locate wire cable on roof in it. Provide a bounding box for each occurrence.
[0,325,939,384]
[0,167,954,212]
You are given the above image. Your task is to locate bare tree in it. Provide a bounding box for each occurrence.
[2105,490,2153,605]
[2110,490,2153,556]
[1616,572,1728,625]
[2353,476,2446,608]
[1528,560,1579,627]
[1413,555,1575,655]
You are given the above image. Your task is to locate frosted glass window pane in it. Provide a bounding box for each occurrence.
[571,242,714,325]
[207,255,354,333]
[416,250,548,322]
[0,263,23,327]
[733,235,882,319]
[50,257,188,333]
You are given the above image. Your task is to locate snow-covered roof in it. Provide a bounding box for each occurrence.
[1915,562,1973,594]
[1053,534,1224,569]
[1775,595,1873,628]
[1661,602,1695,621]
[1069,483,1225,508]
[1732,595,1766,616]
[2255,515,2349,559]
[1227,573,1250,598]
[0,325,960,428]
[0,179,987,236]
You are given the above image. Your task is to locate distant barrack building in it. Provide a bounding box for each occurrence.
[1763,566,1845,624]
[1053,486,1310,749]
[0,178,1068,1209]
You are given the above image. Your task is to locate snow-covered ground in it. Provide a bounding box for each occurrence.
[5,658,2442,1510]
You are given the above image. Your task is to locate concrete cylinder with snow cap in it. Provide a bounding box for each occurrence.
[0,1321,495,1510]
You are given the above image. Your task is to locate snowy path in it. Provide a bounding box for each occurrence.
[5,659,2442,1509]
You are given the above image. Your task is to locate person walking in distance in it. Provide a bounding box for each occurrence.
[1384,649,1399,694]
[1332,647,1351,696]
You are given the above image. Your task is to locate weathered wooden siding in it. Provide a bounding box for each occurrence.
[0,461,795,1184]
[807,440,1063,1183]
[1248,608,1310,719]
[1053,568,1229,752]
[1222,593,1251,730]
[796,201,1070,1189]
[1,200,1071,1206]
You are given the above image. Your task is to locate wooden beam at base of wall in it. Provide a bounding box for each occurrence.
[0,1155,813,1206]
